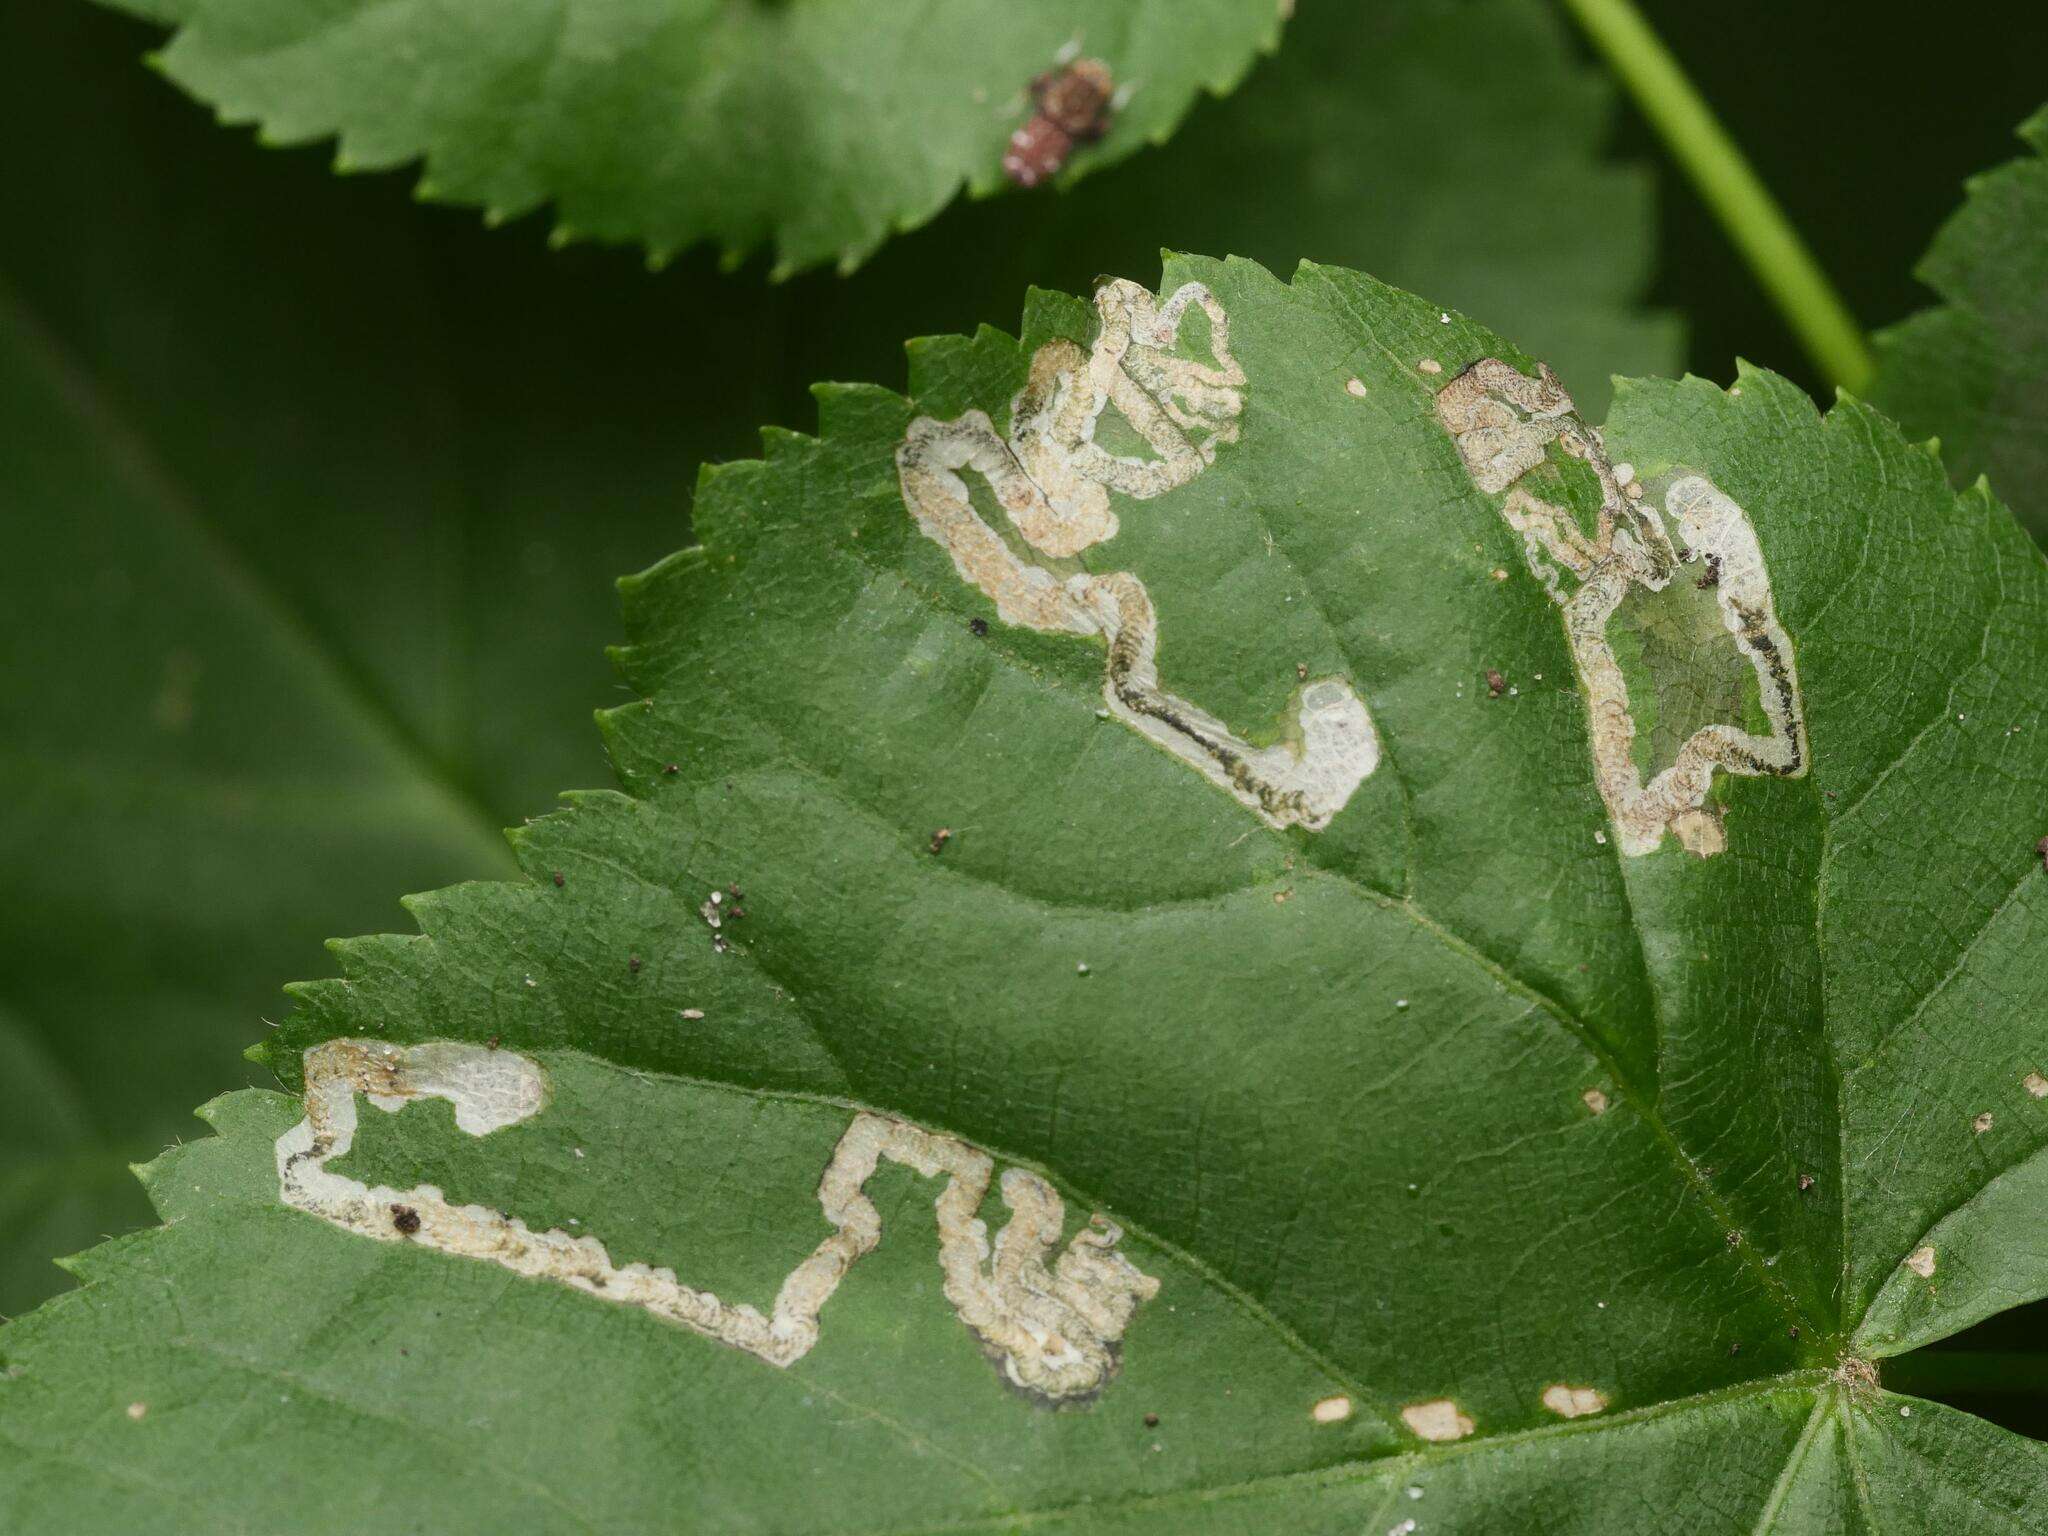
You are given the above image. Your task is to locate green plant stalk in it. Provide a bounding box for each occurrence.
[1559,0,1876,394]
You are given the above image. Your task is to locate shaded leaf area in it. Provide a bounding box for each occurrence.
[1872,105,2048,540]
[6,251,2048,1528]
[0,0,1676,1314]
[97,0,1285,276]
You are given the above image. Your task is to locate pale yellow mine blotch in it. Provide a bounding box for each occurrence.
[1541,1384,1608,1419]
[1400,1398,1475,1442]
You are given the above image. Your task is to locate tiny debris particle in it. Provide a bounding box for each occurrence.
[1726,1230,1743,1247]
[1797,1172,1816,1191]
[1418,358,1443,376]
[1438,312,1451,325]
[1400,1398,1474,1442]
[2025,1072,2048,1099]
[1582,1087,1609,1116]
[1310,1394,1353,1424]
[1143,1412,1160,1428]
[1390,1521,1417,1536]
[1274,888,1293,905]
[125,1402,147,1422]
[1485,667,1506,698]
[662,763,680,776]
[1906,1245,1937,1278]
[391,1204,421,1236]
[1076,961,1091,976]
[929,827,953,855]
[628,955,642,975]
[551,870,565,888]
[2037,835,2048,873]
[1974,1111,1994,1134]
[969,617,990,637]
[1540,1384,1608,1419]
[1345,377,1368,398]
[1490,567,1509,581]
[680,1008,705,1020]
[1730,1342,1742,1356]
[1900,1406,1912,1417]
[1394,997,1410,1011]
[573,1147,585,1159]
[1594,829,1609,845]
[1296,661,1309,681]
[486,1034,500,1052]
[1789,1326,1801,1339]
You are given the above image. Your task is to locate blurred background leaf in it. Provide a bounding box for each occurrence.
[1871,107,2048,537]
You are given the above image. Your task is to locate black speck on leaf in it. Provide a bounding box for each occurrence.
[390,1205,421,1236]
[969,617,989,637]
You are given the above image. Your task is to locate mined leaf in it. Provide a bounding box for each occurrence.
[1872,104,2048,538]
[97,0,1287,275]
[0,0,1676,1313]
[7,250,2048,1529]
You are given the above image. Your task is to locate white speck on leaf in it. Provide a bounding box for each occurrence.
[1311,1394,1353,1424]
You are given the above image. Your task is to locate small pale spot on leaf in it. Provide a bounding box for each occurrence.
[1400,1398,1474,1441]
[1974,1111,1994,1134]
[1905,1245,1937,1278]
[2025,1072,2048,1099]
[1582,1087,1609,1115]
[125,1402,147,1422]
[1541,1384,1607,1418]
[1345,377,1368,398]
[1311,1394,1353,1424]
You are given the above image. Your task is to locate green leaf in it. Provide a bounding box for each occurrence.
[1871,104,2048,538]
[103,0,1287,276]
[0,0,1677,1315]
[7,248,2048,1528]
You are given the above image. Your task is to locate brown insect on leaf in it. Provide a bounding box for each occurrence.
[1003,58,1115,189]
